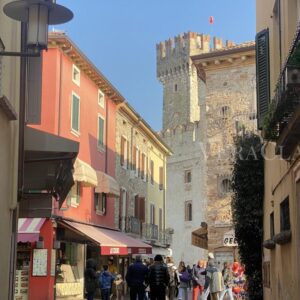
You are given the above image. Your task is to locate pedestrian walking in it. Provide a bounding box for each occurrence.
[148,254,170,300]
[126,255,149,300]
[206,259,224,300]
[99,265,116,300]
[191,260,206,300]
[84,258,98,300]
[178,261,190,300]
[220,262,234,300]
[166,256,179,300]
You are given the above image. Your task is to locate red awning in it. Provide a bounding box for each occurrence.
[18,218,46,243]
[62,220,152,255]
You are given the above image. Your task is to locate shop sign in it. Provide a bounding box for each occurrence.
[127,248,132,254]
[223,230,238,247]
[109,248,120,254]
[138,248,147,254]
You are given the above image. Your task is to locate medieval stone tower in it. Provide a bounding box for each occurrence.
[157,32,256,266]
[157,32,211,265]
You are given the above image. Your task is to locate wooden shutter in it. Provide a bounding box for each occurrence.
[134,195,139,218]
[256,29,270,130]
[159,166,164,190]
[139,197,145,222]
[120,137,125,166]
[150,160,154,184]
[98,117,104,147]
[72,94,80,132]
[126,139,130,169]
[141,153,145,179]
[132,146,137,171]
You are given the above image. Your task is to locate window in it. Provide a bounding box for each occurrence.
[134,195,145,222]
[280,197,290,231]
[270,212,275,239]
[136,149,140,176]
[67,182,81,208]
[98,89,105,107]
[159,208,163,231]
[95,192,107,215]
[97,115,105,149]
[159,166,164,190]
[220,106,230,119]
[150,160,154,184]
[120,136,128,168]
[141,153,146,180]
[71,92,80,133]
[150,204,155,224]
[221,179,232,194]
[132,146,137,172]
[185,201,192,221]
[174,84,178,92]
[184,170,192,183]
[119,189,128,230]
[72,64,80,86]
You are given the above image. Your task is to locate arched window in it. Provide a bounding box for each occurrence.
[220,106,230,119]
[221,179,232,194]
[185,201,192,221]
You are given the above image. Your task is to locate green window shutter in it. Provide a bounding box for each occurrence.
[98,117,104,147]
[72,94,80,132]
[256,29,270,130]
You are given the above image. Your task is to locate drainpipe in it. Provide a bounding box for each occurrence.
[57,51,63,135]
[105,98,108,174]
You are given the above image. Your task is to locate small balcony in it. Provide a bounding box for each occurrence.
[127,216,142,235]
[159,230,172,246]
[264,27,300,159]
[142,223,158,241]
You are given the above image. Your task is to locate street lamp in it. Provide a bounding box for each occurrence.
[1,0,73,56]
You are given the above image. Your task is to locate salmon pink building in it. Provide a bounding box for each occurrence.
[17,32,151,300]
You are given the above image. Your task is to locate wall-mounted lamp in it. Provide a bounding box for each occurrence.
[1,0,73,57]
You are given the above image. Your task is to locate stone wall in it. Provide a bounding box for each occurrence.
[205,60,256,252]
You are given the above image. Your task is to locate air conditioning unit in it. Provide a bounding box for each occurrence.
[286,66,300,85]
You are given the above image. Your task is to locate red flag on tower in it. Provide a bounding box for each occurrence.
[209,16,214,25]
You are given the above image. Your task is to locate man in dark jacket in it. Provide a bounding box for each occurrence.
[126,255,149,300]
[84,258,98,300]
[148,254,170,300]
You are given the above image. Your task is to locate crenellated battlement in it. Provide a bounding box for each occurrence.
[156,32,236,80]
[156,32,211,61]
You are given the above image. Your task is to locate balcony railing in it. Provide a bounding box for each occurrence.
[159,230,172,246]
[142,223,159,240]
[264,24,300,158]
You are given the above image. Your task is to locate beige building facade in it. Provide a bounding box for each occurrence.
[157,32,256,266]
[115,103,172,254]
[256,0,300,299]
[0,1,20,298]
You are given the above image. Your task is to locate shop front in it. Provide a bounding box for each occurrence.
[16,218,56,300]
[57,220,152,298]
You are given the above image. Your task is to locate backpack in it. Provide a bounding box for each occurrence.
[180,270,191,283]
[208,268,224,293]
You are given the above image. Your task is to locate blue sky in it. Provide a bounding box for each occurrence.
[57,0,255,131]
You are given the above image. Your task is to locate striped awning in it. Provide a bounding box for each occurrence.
[18,218,46,243]
[95,171,120,196]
